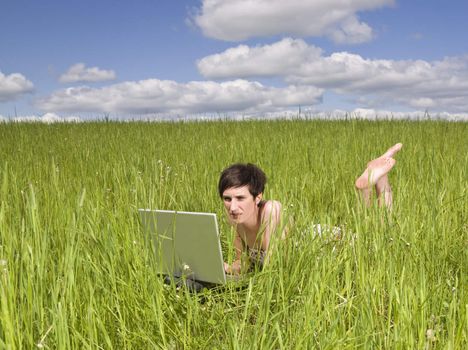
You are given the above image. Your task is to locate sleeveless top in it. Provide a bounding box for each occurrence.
[247,247,266,271]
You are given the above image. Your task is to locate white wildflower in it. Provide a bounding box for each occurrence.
[426,328,436,342]
[36,325,53,349]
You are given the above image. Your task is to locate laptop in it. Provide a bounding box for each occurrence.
[138,209,235,285]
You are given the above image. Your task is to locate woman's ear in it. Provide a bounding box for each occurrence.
[256,193,263,206]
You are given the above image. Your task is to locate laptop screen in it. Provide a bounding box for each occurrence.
[139,209,227,284]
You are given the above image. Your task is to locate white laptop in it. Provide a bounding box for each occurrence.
[138,209,235,284]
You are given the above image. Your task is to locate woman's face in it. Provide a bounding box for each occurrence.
[222,185,261,225]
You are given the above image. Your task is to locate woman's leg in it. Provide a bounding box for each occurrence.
[375,175,393,209]
[355,143,402,209]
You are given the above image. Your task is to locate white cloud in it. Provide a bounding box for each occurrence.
[256,108,468,121]
[328,16,373,44]
[198,38,468,113]
[198,38,323,79]
[348,108,468,121]
[193,0,393,43]
[37,79,323,115]
[0,71,34,102]
[59,63,116,83]
[5,110,467,122]
[10,113,81,123]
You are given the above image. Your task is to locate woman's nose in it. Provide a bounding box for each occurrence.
[230,199,238,211]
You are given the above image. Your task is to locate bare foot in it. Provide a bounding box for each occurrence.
[355,157,396,189]
[376,175,393,208]
[382,143,403,158]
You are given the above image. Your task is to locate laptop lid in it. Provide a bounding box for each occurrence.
[138,209,228,284]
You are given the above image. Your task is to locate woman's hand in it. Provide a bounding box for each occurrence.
[224,260,241,275]
[224,262,230,273]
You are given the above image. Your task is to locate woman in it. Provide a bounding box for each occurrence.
[220,143,403,275]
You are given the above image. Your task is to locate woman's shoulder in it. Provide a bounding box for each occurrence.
[262,199,282,209]
[260,200,282,220]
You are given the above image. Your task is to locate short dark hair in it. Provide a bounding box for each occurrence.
[218,163,267,198]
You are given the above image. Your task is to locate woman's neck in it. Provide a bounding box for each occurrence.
[237,204,263,246]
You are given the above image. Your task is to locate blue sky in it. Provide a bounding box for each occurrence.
[1,0,468,120]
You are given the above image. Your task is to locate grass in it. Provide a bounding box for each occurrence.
[0,119,466,349]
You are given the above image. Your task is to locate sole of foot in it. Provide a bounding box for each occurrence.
[355,157,396,189]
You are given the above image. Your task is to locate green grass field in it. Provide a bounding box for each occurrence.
[0,120,466,349]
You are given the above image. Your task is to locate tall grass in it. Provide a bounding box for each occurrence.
[0,120,466,348]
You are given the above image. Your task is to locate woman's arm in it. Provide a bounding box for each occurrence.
[260,200,287,266]
[224,231,244,275]
[260,200,283,251]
